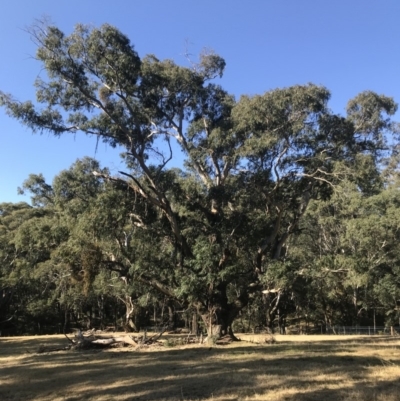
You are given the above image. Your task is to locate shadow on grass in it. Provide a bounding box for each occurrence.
[0,336,399,400]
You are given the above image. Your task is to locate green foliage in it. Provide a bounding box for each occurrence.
[1,22,400,335]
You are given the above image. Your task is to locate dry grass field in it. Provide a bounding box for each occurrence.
[1,333,399,401]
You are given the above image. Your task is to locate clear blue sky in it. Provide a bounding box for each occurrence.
[1,0,400,204]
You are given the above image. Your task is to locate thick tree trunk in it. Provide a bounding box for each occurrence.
[197,282,247,342]
[200,308,239,341]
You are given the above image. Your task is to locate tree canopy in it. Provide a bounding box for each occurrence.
[1,23,399,337]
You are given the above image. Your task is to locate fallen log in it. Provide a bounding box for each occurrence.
[91,336,137,346]
[32,326,170,353]
[38,326,170,352]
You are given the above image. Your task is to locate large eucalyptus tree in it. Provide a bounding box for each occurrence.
[1,23,397,337]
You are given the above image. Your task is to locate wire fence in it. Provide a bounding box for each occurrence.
[325,326,399,335]
[250,325,400,335]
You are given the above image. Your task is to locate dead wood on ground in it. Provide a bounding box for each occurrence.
[36,327,168,353]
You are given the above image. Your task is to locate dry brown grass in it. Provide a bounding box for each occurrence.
[0,333,399,400]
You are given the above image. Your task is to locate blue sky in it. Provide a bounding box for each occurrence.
[1,0,400,204]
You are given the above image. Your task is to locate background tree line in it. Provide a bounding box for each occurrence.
[1,23,400,336]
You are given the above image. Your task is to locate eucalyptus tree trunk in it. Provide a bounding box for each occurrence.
[199,301,240,341]
[120,295,139,332]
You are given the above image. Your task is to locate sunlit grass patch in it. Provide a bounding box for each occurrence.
[0,334,399,400]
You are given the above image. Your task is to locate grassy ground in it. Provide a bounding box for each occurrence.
[0,333,399,401]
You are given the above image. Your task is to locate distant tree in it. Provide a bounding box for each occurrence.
[288,176,400,330]
[0,201,61,334]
